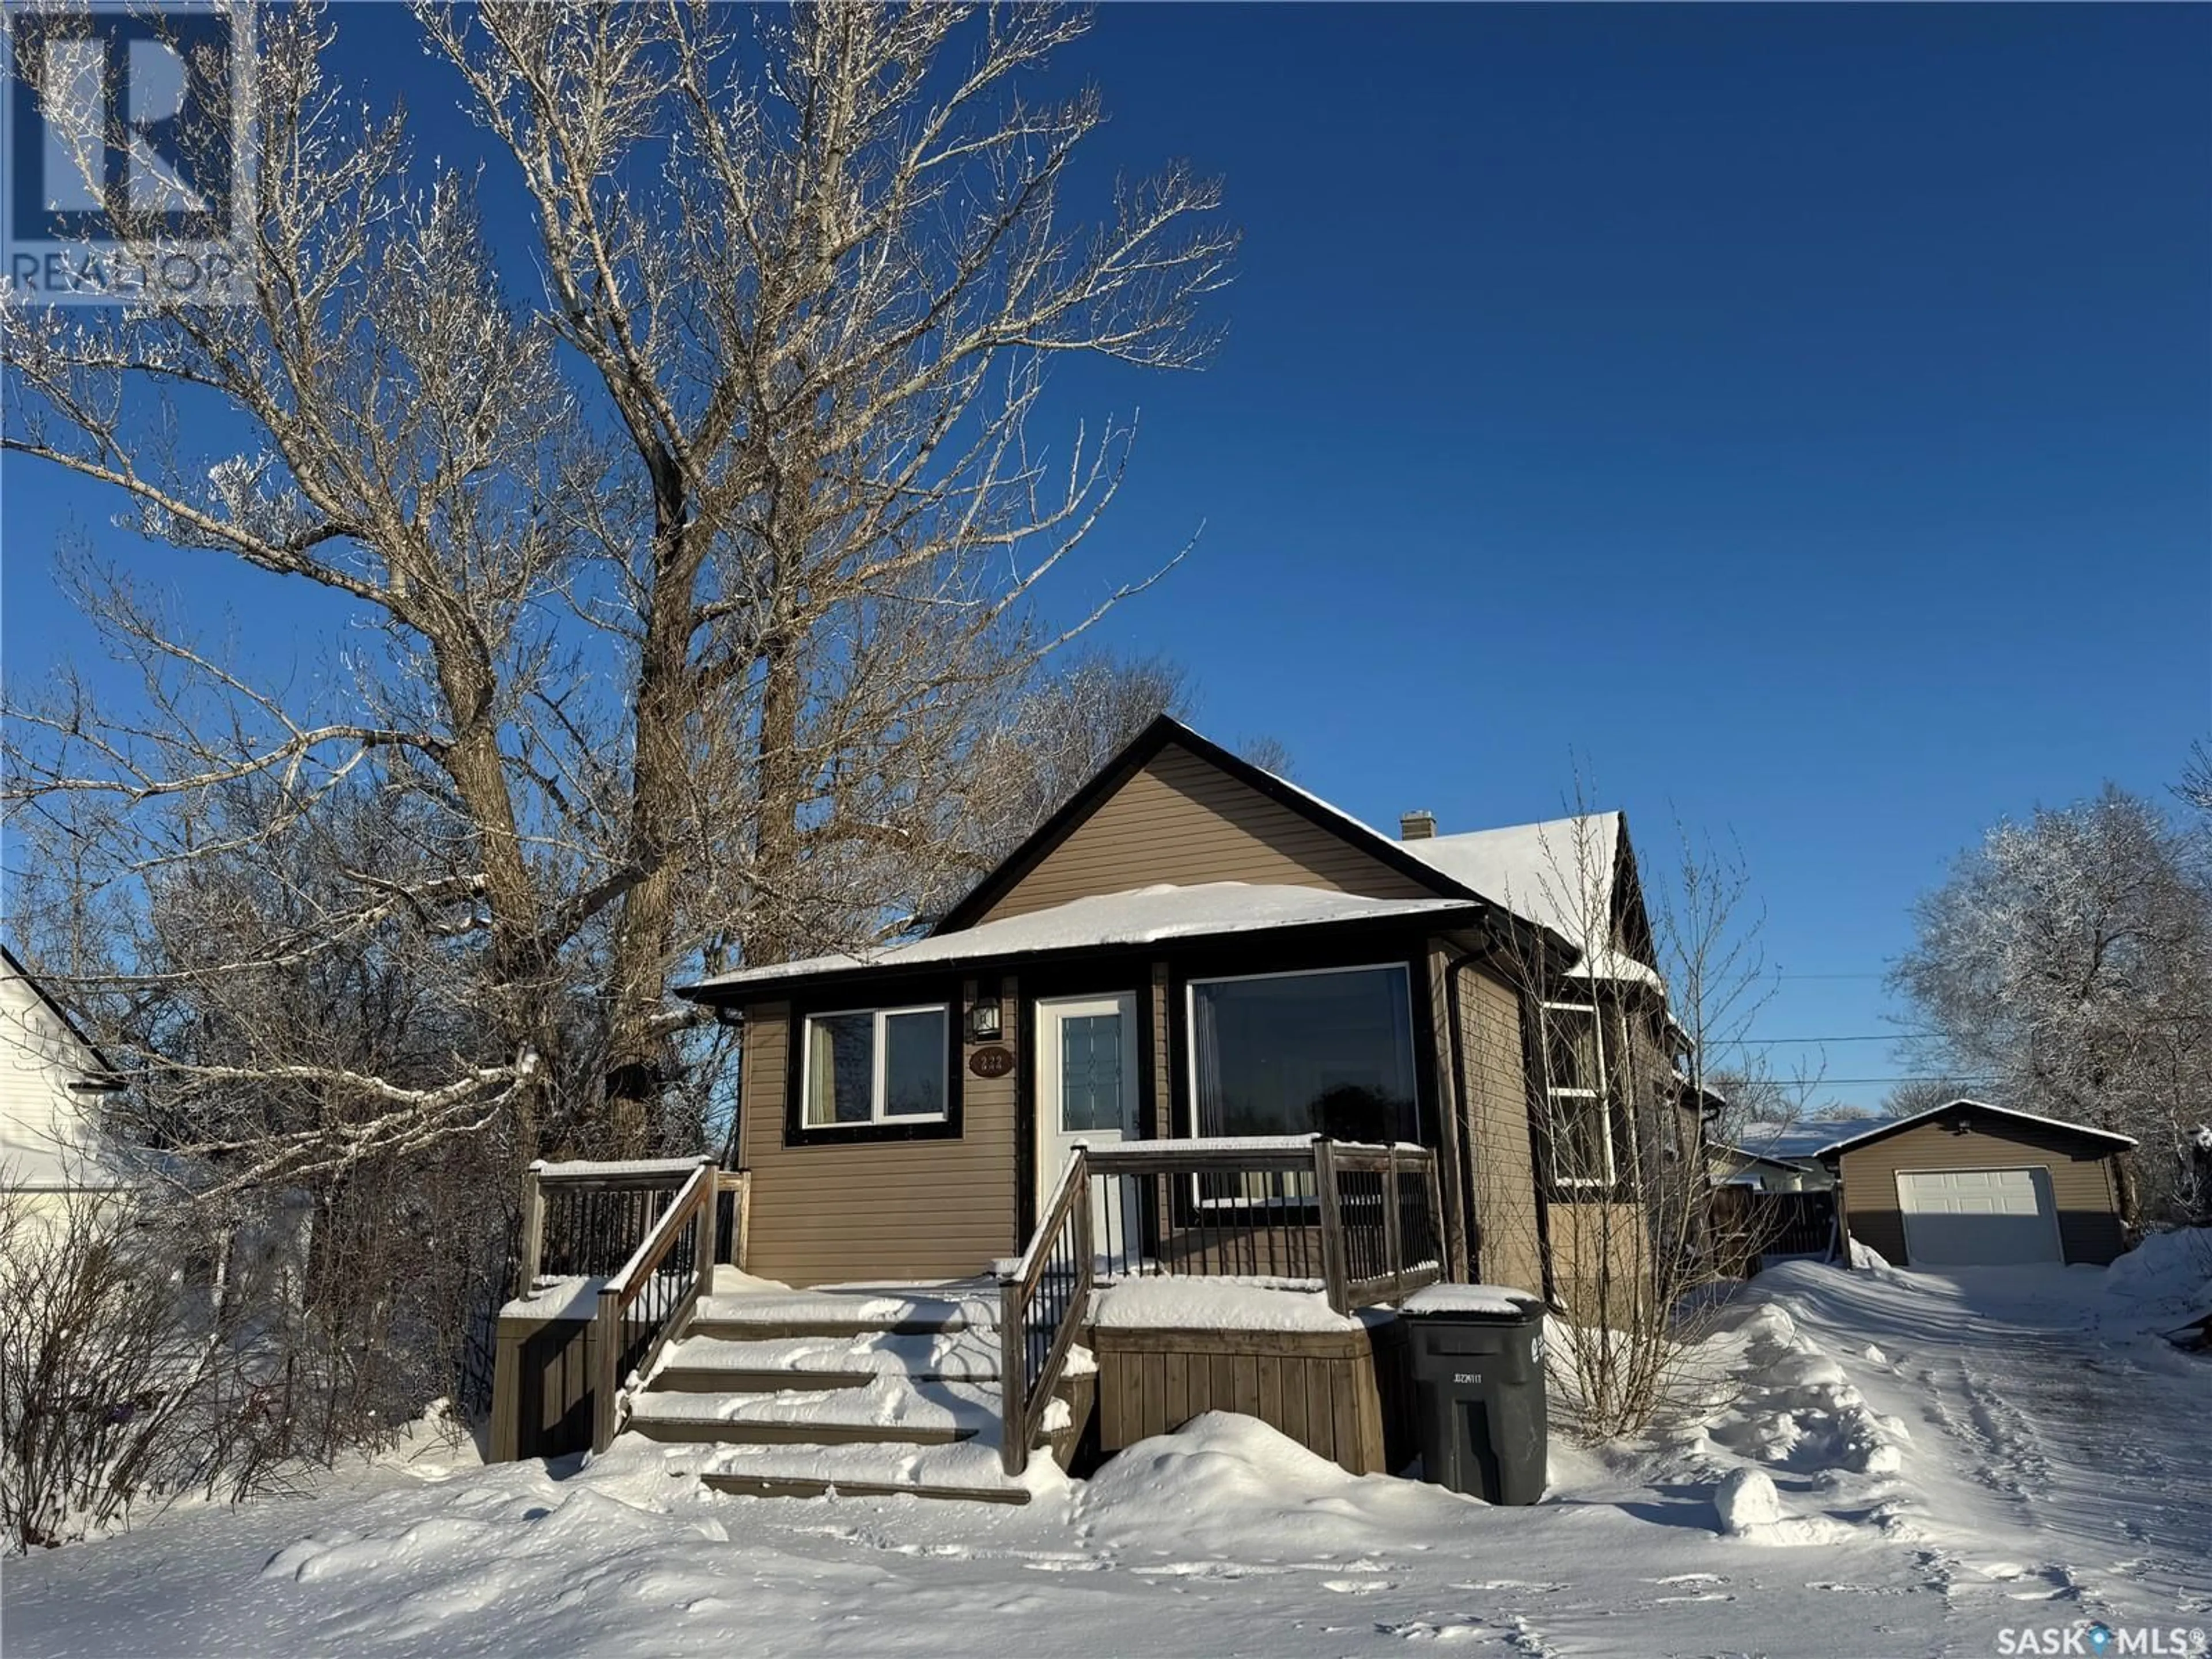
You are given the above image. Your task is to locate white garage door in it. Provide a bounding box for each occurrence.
[1896,1167,2063,1266]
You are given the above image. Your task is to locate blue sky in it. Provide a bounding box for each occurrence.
[5,4,2208,1108]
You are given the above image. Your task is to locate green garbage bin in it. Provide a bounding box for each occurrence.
[1400,1284,1548,1504]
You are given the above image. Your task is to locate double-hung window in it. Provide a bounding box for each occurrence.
[801,1005,949,1128]
[1540,1000,1615,1187]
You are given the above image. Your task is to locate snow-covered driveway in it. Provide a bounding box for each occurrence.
[3,1248,2206,1658]
[1768,1257,2212,1638]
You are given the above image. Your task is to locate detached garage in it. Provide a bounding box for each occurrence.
[1821,1099,2135,1268]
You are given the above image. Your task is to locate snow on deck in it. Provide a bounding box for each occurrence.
[1089,1277,1372,1333]
[531,1156,705,1178]
[1089,1134,1317,1156]
[684,883,1479,990]
[499,1275,605,1321]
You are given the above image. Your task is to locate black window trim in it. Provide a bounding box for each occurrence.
[784,997,964,1147]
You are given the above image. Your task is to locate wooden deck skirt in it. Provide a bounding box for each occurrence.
[1091,1315,1413,1476]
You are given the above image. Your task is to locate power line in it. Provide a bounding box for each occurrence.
[1717,1034,1932,1047]
[1754,1075,1997,1088]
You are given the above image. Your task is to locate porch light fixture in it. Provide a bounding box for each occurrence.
[966,984,1003,1042]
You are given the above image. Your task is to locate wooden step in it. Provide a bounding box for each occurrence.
[686,1286,998,1344]
[650,1331,1001,1393]
[627,1372,1011,1452]
[688,1436,1046,1506]
[699,1470,1030,1505]
[687,1313,973,1340]
[630,1416,973,1448]
[650,1365,875,1394]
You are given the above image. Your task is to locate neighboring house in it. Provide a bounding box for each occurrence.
[1817,1098,2135,1268]
[1709,1142,1827,1194]
[677,715,1688,1316]
[0,944,129,1213]
[1708,1119,1845,1194]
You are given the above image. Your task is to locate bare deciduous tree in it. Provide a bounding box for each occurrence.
[1478,797,1775,1439]
[0,1181,279,1551]
[3,2,1234,1193]
[1893,786,2212,1226]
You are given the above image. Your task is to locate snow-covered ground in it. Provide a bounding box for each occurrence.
[5,1240,2207,1658]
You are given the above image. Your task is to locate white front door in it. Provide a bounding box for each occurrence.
[1896,1167,2065,1266]
[1036,993,1141,1260]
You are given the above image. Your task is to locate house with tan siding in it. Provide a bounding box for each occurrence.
[494,717,1702,1497]
[680,718,1686,1312]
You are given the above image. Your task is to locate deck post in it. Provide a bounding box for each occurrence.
[590,1284,620,1455]
[690,1159,716,1298]
[1382,1145,1404,1303]
[520,1161,546,1290]
[998,1272,1025,1477]
[1315,1139,1350,1316]
[1424,1153,1448,1284]
[733,1170,753,1269]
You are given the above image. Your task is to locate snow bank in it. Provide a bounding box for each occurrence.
[1708,1301,1906,1481]
[1089,1278,1369,1332]
[1712,1465,1858,1547]
[1077,1412,1471,1555]
[2102,1227,2212,1314]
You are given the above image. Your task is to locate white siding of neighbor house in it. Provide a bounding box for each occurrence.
[0,968,120,1199]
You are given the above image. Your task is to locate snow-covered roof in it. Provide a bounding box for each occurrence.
[1817,1099,2138,1156]
[685,883,1480,993]
[1733,1118,1886,1162]
[1398,814,1660,984]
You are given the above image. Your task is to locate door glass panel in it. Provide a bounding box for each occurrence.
[1059,1012,1125,1132]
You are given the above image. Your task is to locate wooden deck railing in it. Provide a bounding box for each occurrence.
[997,1137,1446,1475]
[998,1148,1094,1478]
[590,1158,717,1452]
[513,1156,735,1455]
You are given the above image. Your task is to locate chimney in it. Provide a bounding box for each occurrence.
[1399,809,1437,841]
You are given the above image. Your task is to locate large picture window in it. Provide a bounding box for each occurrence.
[1541,1001,1615,1187]
[1188,964,1418,1145]
[801,1005,949,1128]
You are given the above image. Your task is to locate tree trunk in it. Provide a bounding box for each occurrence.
[601,485,706,1157]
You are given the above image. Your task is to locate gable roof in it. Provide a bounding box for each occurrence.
[1736,1116,1886,1161]
[1712,1142,1823,1175]
[681,882,1483,998]
[1816,1098,2137,1158]
[1401,814,1618,939]
[928,715,1563,957]
[1400,813,1664,986]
